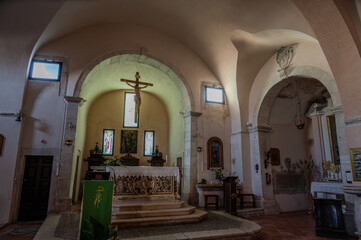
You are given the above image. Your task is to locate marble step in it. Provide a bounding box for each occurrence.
[112,199,184,211]
[111,209,207,227]
[112,205,195,219]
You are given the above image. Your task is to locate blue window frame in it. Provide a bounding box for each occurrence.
[28,59,62,81]
[205,86,224,104]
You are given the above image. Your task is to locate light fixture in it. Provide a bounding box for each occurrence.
[295,80,305,130]
[295,101,305,129]
[0,111,24,122]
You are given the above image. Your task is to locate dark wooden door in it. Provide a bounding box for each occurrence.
[18,155,53,221]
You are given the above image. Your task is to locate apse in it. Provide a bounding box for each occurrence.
[71,54,191,201]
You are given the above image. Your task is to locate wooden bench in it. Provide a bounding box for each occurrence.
[204,194,219,209]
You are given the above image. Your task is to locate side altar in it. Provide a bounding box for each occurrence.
[97,166,180,198]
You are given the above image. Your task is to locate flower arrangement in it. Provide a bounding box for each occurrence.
[101,156,125,166]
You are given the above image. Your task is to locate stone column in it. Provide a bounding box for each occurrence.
[55,96,82,212]
[182,111,201,205]
[249,124,279,215]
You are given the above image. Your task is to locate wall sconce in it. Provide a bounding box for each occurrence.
[255,164,259,173]
[67,122,76,130]
[264,151,270,169]
[197,147,202,152]
[0,111,24,122]
[65,139,73,146]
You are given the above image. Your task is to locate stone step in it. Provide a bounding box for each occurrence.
[112,205,195,219]
[237,208,265,219]
[112,199,184,211]
[111,209,207,228]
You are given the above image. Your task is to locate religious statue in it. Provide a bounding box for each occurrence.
[121,72,153,120]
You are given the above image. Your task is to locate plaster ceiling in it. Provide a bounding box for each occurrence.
[38,0,316,84]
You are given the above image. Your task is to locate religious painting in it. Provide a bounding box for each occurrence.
[121,130,138,154]
[102,129,114,156]
[270,148,280,166]
[123,92,139,128]
[207,137,223,169]
[350,148,361,181]
[144,131,154,156]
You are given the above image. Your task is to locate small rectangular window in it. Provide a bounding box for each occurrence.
[144,131,155,156]
[29,60,62,81]
[102,129,115,156]
[205,86,224,104]
[123,92,139,128]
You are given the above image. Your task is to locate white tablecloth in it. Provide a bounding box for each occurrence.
[106,166,180,183]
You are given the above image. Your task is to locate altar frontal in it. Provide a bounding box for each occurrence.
[107,166,180,198]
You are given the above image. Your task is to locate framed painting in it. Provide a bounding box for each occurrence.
[144,131,154,156]
[350,148,361,181]
[207,137,223,169]
[121,130,138,154]
[102,129,114,156]
[270,148,280,166]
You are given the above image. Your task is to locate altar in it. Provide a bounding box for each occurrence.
[105,166,180,198]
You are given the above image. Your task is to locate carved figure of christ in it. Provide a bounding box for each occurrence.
[121,72,153,122]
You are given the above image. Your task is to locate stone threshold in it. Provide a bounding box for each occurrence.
[33,210,261,240]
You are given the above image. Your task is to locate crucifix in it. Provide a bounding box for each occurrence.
[121,72,153,122]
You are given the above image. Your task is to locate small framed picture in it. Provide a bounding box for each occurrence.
[350,148,361,181]
[345,171,352,183]
[270,148,280,166]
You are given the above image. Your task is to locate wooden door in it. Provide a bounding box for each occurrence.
[18,156,53,221]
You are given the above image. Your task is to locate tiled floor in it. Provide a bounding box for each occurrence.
[0,221,42,240]
[249,211,357,240]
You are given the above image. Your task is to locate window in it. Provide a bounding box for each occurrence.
[102,129,114,156]
[123,92,139,128]
[28,60,62,81]
[144,131,154,156]
[205,86,224,104]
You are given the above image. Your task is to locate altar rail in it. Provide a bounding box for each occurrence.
[105,166,180,198]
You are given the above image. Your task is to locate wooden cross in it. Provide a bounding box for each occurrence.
[120,72,153,121]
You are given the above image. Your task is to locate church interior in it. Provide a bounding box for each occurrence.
[1,0,361,239]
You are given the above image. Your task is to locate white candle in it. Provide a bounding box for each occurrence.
[166,155,168,162]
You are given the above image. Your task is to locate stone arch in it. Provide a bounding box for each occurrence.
[248,65,349,215]
[64,51,200,204]
[253,66,342,126]
[73,50,194,111]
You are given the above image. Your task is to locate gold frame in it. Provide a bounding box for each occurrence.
[350,148,361,181]
[326,115,340,164]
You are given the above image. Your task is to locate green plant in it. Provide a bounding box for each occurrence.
[101,156,125,167]
[80,216,119,240]
[214,168,224,182]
